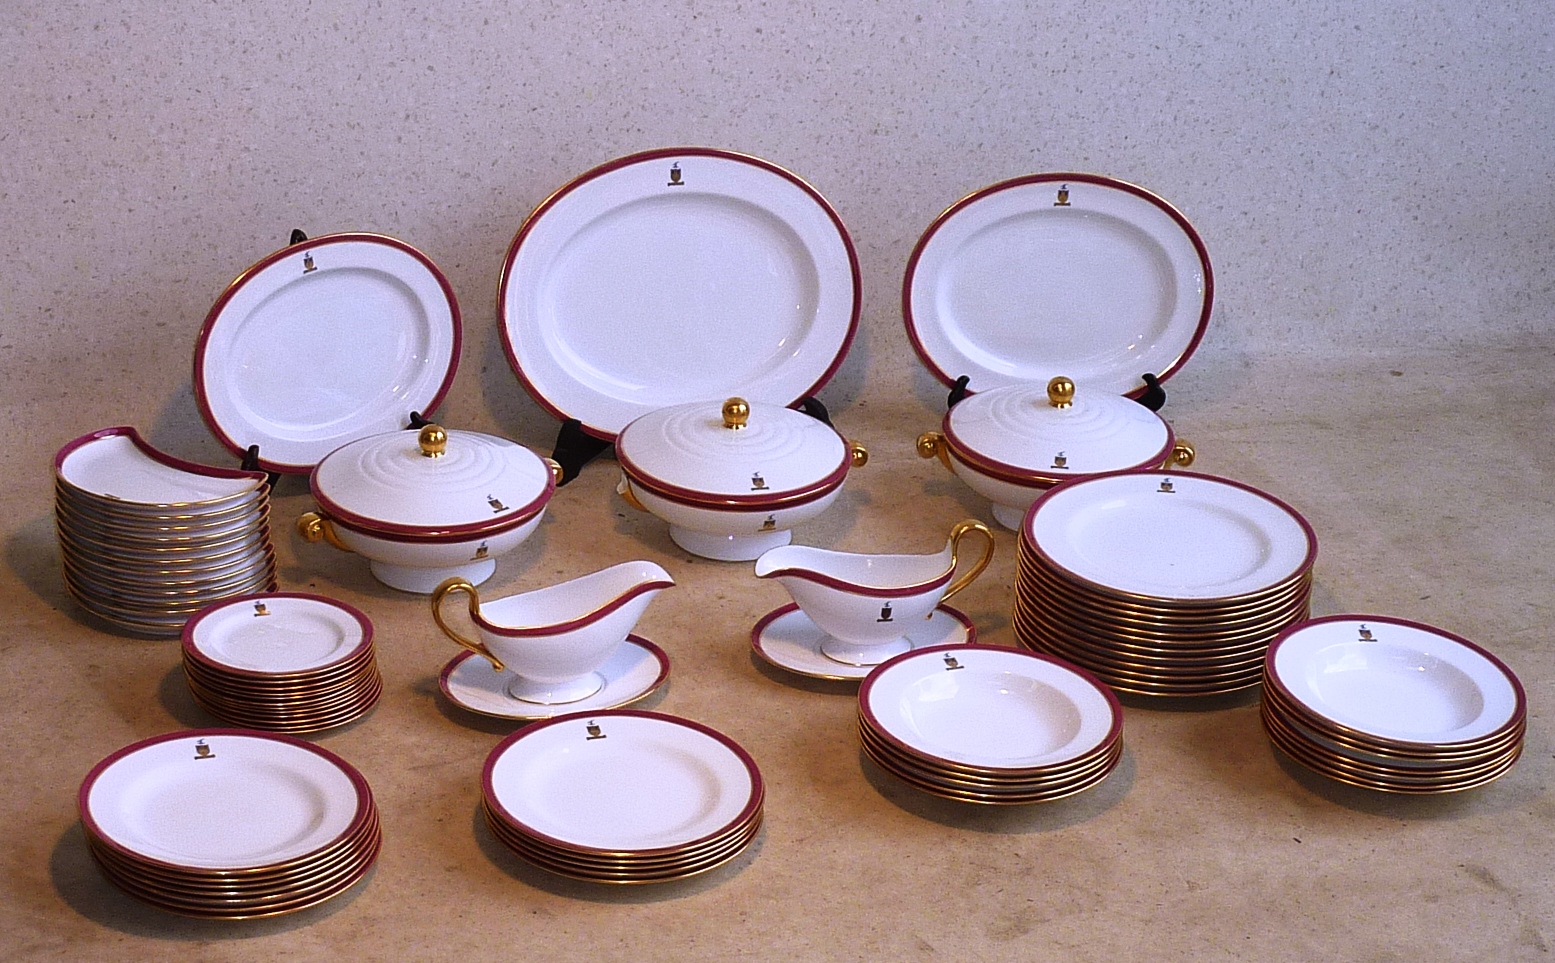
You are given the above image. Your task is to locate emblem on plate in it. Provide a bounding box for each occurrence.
[1052,452,1068,470]
[877,602,894,623]
[1054,185,1071,207]
[585,721,607,740]
[193,740,215,760]
[302,253,317,274]
[1359,625,1374,641]
[253,602,270,617]
[943,654,964,671]
[667,163,684,187]
[487,495,506,512]
[1158,479,1176,493]
[759,515,777,532]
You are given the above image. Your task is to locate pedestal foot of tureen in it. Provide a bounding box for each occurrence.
[990,503,1028,531]
[669,526,792,562]
[369,557,497,594]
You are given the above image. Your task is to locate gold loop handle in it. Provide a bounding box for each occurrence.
[849,441,869,468]
[431,577,505,672]
[616,474,648,513]
[1167,440,1196,469]
[939,519,995,605]
[543,457,563,485]
[296,512,354,554]
[915,431,955,474]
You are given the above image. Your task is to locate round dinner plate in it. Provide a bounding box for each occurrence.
[498,147,859,440]
[80,730,372,872]
[903,172,1211,397]
[1026,471,1316,602]
[56,427,267,509]
[1266,616,1524,747]
[483,710,762,855]
[860,644,1121,772]
[194,233,461,474]
[183,594,373,677]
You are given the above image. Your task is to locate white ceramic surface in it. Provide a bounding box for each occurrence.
[195,233,461,473]
[861,645,1120,770]
[432,561,674,704]
[751,604,974,680]
[184,594,371,675]
[56,428,266,508]
[499,148,858,439]
[1026,471,1314,600]
[1268,617,1522,745]
[81,731,367,870]
[441,636,670,720]
[484,711,760,852]
[904,173,1211,396]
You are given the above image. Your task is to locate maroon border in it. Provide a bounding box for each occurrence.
[79,728,374,874]
[901,172,1214,398]
[753,559,953,598]
[1262,614,1528,747]
[1021,469,1319,603]
[857,643,1124,771]
[495,147,861,441]
[464,576,675,638]
[439,634,671,717]
[617,446,849,513]
[940,405,1177,489]
[182,593,374,679]
[481,708,764,857]
[193,232,463,474]
[56,426,269,489]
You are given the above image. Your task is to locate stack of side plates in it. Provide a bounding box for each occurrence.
[55,427,277,638]
[481,710,764,883]
[1013,471,1317,697]
[857,645,1123,805]
[1261,616,1526,793]
[79,730,380,919]
[182,594,382,733]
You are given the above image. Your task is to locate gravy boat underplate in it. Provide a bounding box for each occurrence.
[754,520,993,665]
[432,561,674,705]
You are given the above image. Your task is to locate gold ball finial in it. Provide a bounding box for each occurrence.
[418,424,448,458]
[722,397,750,430]
[1047,376,1075,409]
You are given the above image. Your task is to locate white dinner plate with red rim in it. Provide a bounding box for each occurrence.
[498,147,859,440]
[183,593,373,677]
[904,172,1212,397]
[195,233,461,474]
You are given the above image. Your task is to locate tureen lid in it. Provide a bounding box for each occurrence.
[616,398,854,508]
[944,377,1175,485]
[311,426,554,538]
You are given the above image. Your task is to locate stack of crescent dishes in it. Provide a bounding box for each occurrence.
[1260,616,1526,793]
[181,594,382,733]
[481,710,764,883]
[54,427,277,637]
[857,645,1124,804]
[79,730,381,919]
[1013,470,1317,697]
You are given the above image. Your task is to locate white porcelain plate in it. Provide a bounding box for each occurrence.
[442,636,670,721]
[81,730,370,870]
[1027,471,1315,600]
[184,594,372,675]
[751,604,974,681]
[904,173,1211,396]
[195,233,461,473]
[56,427,266,508]
[860,645,1120,770]
[498,148,859,439]
[1268,616,1523,745]
[483,710,761,853]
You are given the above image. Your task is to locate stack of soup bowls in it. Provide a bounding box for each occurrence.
[79,730,381,919]
[481,710,764,883]
[54,428,277,637]
[1260,616,1526,793]
[181,594,382,733]
[857,645,1124,804]
[1012,471,1316,697]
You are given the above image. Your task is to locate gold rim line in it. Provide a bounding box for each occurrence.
[940,519,995,605]
[430,578,504,672]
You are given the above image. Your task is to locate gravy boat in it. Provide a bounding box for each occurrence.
[754,520,994,666]
[432,561,674,704]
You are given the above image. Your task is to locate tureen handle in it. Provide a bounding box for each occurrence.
[1166,440,1196,469]
[848,441,869,468]
[616,474,649,513]
[296,512,354,553]
[431,577,505,673]
[940,520,995,605]
[915,431,955,474]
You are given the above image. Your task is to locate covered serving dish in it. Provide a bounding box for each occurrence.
[298,424,558,592]
[615,397,867,561]
[918,376,1193,529]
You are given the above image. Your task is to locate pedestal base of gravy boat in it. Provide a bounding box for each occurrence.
[820,635,913,667]
[506,670,607,705]
[370,557,497,594]
[669,525,792,562]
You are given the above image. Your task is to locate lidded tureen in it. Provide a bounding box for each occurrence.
[298,424,558,592]
[918,377,1193,529]
[615,397,867,561]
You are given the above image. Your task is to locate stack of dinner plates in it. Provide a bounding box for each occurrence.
[481,710,764,883]
[79,730,380,919]
[1013,471,1316,697]
[1261,616,1526,793]
[857,645,1124,804]
[55,427,277,638]
[181,594,382,733]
